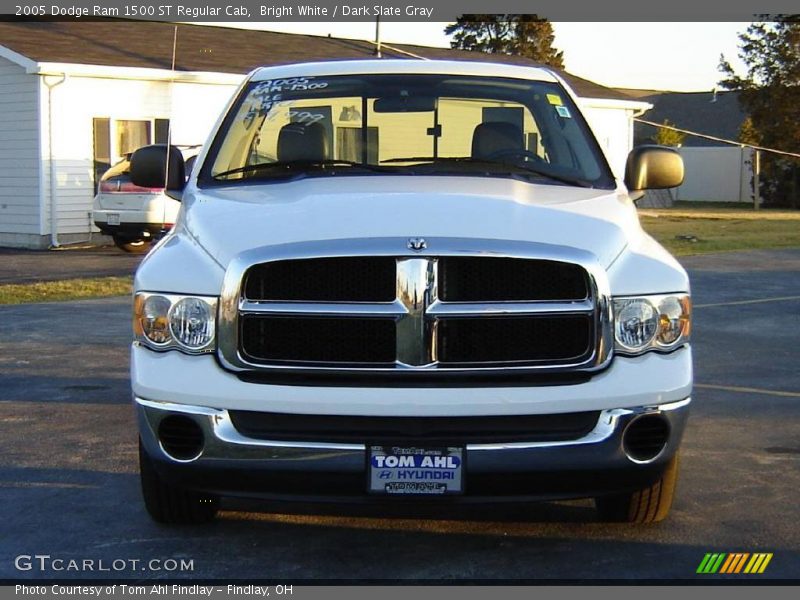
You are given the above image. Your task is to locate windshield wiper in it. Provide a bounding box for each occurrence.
[213,159,392,180]
[383,156,593,188]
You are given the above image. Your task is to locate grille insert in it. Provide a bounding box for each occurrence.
[244,257,396,302]
[228,411,601,444]
[240,316,396,365]
[439,257,589,302]
[438,316,593,365]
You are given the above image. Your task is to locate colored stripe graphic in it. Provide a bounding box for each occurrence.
[720,553,750,573]
[744,553,773,574]
[698,552,773,574]
[697,553,726,573]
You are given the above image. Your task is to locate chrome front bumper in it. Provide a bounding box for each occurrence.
[136,396,691,501]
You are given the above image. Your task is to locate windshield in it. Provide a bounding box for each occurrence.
[199,74,615,189]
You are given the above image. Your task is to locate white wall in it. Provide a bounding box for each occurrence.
[580,103,635,180]
[676,146,754,203]
[39,75,239,238]
[0,56,40,246]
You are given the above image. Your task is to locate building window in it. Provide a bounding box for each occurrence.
[154,119,171,144]
[92,118,170,191]
[92,118,111,193]
[116,120,151,156]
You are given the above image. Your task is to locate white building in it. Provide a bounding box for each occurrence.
[0,21,650,249]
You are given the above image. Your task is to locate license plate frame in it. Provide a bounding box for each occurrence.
[107,213,120,226]
[367,445,465,496]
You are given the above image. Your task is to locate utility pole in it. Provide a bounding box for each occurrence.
[753,149,761,211]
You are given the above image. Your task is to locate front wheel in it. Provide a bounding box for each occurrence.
[113,235,151,254]
[139,440,218,524]
[594,453,680,523]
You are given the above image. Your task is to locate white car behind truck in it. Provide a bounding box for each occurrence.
[130,60,692,524]
[93,149,197,252]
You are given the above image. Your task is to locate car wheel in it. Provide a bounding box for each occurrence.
[594,453,680,524]
[139,440,218,524]
[113,235,151,254]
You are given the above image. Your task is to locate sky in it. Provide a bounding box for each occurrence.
[212,21,750,92]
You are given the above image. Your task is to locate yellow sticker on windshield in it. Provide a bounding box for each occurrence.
[546,94,563,105]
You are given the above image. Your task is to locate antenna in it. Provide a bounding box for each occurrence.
[162,25,178,234]
[375,15,381,57]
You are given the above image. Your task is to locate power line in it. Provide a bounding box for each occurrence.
[363,39,430,60]
[635,118,800,159]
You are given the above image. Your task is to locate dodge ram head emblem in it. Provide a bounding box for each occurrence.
[407,238,427,252]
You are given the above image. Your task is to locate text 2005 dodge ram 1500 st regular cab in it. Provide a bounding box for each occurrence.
[130,60,692,524]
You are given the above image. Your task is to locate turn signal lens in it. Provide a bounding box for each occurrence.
[138,295,171,345]
[657,296,691,346]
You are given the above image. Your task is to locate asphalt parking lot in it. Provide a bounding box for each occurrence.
[1,249,798,581]
[0,246,141,284]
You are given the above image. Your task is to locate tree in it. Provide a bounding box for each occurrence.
[738,116,761,146]
[653,119,686,147]
[445,15,564,69]
[719,17,800,207]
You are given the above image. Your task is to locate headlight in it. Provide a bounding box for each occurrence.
[613,294,691,355]
[134,292,217,353]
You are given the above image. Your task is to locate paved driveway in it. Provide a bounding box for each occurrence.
[1,250,798,581]
[0,246,142,284]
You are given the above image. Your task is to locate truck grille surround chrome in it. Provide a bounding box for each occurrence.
[218,238,614,376]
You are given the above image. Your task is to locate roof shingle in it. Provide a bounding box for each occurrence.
[0,20,635,101]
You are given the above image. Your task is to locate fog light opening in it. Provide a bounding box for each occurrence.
[622,414,670,464]
[157,415,205,462]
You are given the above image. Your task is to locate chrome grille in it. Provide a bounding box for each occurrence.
[218,238,613,376]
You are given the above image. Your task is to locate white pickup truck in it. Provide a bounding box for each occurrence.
[130,60,692,525]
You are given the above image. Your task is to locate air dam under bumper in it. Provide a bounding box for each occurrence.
[136,396,691,504]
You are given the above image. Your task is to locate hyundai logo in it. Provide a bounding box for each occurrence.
[407,238,427,252]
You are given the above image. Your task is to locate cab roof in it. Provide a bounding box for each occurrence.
[249,60,560,84]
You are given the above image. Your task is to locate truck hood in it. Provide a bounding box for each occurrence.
[182,176,640,269]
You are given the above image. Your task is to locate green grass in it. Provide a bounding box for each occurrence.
[0,276,132,305]
[640,206,800,256]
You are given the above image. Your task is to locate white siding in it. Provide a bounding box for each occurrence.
[0,56,40,238]
[580,103,635,180]
[40,75,239,236]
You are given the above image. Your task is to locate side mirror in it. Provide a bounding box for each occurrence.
[624,145,684,191]
[130,145,185,194]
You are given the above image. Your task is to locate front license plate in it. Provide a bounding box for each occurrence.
[107,213,120,226]
[368,445,464,495]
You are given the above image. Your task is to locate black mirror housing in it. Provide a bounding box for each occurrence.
[625,145,684,191]
[130,145,185,191]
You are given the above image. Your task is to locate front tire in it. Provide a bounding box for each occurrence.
[113,235,150,254]
[595,453,680,523]
[139,440,218,524]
